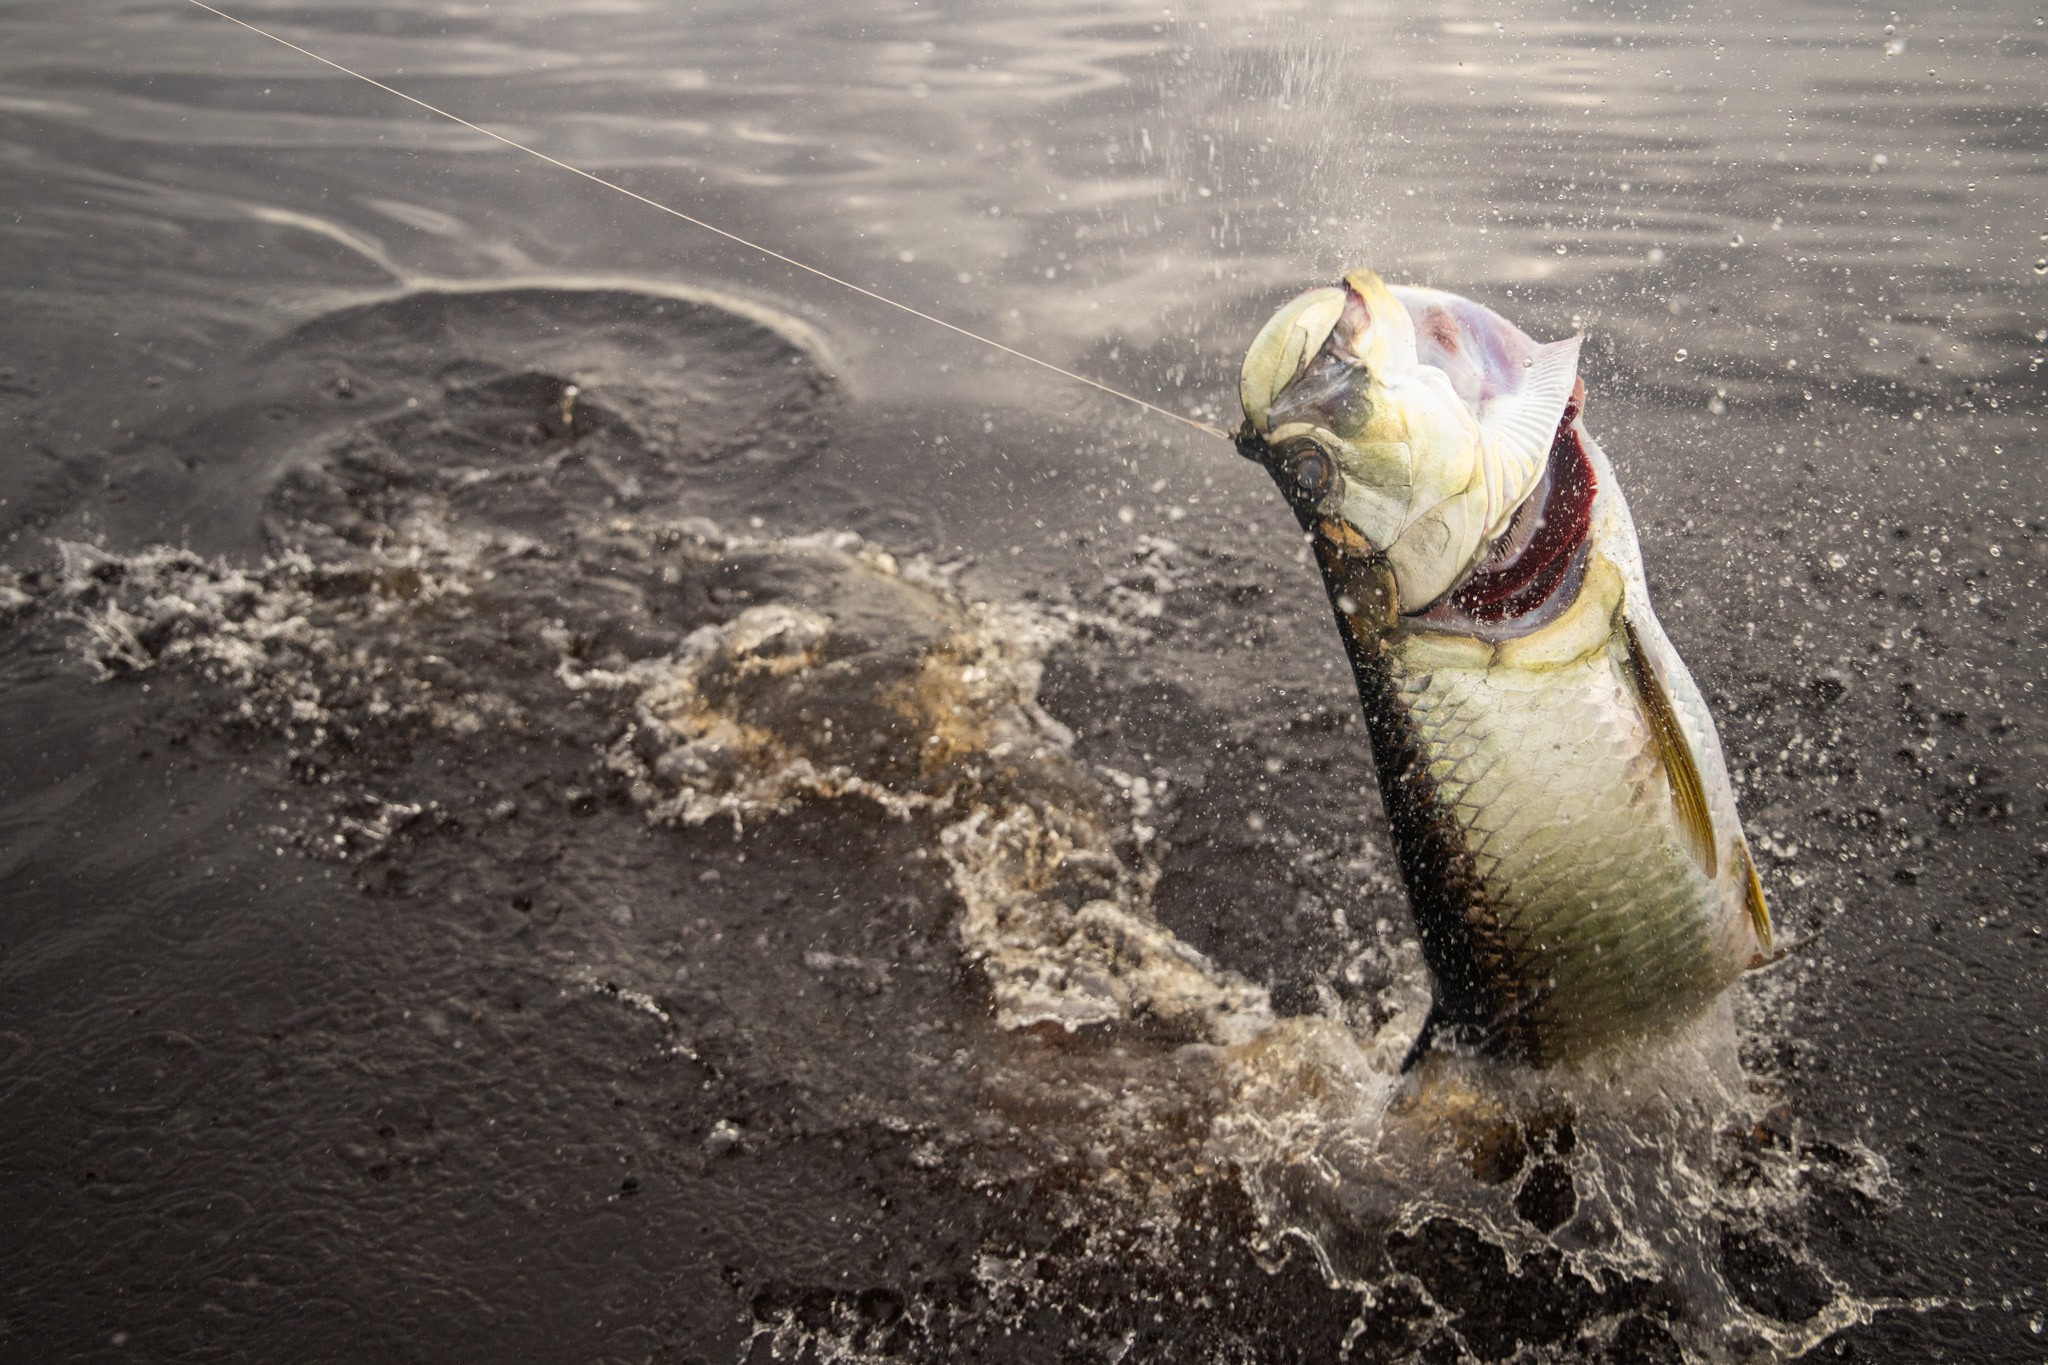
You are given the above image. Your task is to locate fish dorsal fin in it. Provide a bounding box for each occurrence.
[1476,335,1581,523]
[1619,618,1718,879]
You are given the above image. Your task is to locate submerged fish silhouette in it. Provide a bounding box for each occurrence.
[1238,269,1772,1068]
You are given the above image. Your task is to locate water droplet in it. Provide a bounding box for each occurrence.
[1674,348,1689,362]
[2033,259,2048,275]
[1555,244,1568,255]
[1729,233,1745,247]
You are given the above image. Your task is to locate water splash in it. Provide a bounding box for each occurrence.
[0,284,1935,1360]
[16,515,1915,1363]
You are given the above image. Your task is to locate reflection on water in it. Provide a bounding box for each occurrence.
[3,0,2039,396]
[1,1,2042,1361]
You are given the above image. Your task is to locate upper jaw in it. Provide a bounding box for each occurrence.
[1237,269,1414,440]
[1238,286,1348,437]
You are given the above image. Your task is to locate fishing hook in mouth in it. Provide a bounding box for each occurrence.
[182,0,1235,445]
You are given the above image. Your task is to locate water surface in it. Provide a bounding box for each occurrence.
[2,1,2043,1360]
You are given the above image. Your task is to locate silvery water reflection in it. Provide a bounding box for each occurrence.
[5,1,2038,396]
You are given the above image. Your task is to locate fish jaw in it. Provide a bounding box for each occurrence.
[1238,286,1347,435]
[1238,269,1581,611]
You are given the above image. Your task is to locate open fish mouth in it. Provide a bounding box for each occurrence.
[1237,268,1586,616]
[1243,394,1597,645]
[1236,269,1772,1068]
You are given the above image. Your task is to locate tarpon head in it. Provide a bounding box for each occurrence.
[1237,268,1583,613]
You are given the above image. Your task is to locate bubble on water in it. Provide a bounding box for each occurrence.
[2033,259,2047,275]
[1674,348,1689,362]
[704,1119,744,1157]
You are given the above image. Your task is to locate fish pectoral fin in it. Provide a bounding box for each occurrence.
[1737,838,1775,955]
[1619,618,1718,879]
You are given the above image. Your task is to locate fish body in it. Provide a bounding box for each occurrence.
[1238,270,1770,1067]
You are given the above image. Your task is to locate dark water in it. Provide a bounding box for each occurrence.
[2,1,2043,1361]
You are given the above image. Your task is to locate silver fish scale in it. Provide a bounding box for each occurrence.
[1387,643,1730,1063]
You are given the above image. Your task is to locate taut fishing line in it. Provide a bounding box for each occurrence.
[184,0,1233,442]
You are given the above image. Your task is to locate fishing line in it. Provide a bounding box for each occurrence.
[184,0,1233,442]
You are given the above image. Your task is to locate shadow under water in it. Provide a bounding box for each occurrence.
[0,286,1923,1362]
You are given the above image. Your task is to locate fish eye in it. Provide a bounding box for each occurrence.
[1290,449,1333,496]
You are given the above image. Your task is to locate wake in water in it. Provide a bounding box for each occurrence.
[0,286,1914,1362]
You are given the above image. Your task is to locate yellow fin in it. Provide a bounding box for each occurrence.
[1737,839,1774,954]
[1620,619,1717,879]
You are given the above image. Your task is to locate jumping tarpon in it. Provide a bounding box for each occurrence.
[1236,269,1773,1068]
